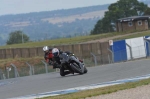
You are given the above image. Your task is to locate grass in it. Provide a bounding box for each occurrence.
[114,30,150,40]
[40,78,150,99]
[0,56,56,78]
[0,57,43,69]
[0,30,150,49]
[0,32,115,49]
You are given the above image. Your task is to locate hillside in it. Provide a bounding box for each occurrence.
[42,10,106,24]
[0,0,149,46]
[0,4,109,45]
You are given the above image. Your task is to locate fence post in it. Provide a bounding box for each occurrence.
[6,67,11,79]
[3,73,6,79]
[107,48,114,63]
[108,54,111,64]
[55,68,60,72]
[10,63,20,78]
[41,60,48,74]
[0,69,3,80]
[32,66,35,75]
[0,69,6,80]
[144,38,150,57]
[83,59,86,66]
[26,62,33,76]
[91,53,97,66]
[126,43,133,60]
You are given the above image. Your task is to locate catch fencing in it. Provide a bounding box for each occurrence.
[1,45,149,80]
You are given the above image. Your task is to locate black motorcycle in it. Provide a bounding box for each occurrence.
[59,52,87,76]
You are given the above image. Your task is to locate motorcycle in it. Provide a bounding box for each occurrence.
[59,52,87,76]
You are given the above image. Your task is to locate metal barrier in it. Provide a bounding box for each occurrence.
[10,63,20,78]
[90,53,97,66]
[0,69,5,80]
[26,62,33,76]
[41,60,48,74]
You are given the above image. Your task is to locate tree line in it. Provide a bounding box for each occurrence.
[91,0,150,35]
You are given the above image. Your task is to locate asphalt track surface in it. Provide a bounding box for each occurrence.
[0,59,150,99]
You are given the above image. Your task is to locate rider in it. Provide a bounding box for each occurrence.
[43,46,59,69]
[52,48,73,76]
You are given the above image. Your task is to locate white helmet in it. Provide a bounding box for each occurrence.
[43,46,49,52]
[52,48,59,57]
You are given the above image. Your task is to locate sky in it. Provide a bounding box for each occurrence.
[0,0,118,16]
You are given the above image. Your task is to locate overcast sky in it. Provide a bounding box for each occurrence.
[0,0,118,16]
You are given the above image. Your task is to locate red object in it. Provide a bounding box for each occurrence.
[79,60,83,63]
[45,51,53,62]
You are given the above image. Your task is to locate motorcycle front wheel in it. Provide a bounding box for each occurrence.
[70,62,84,74]
[84,66,88,73]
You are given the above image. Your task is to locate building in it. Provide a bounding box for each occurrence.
[116,16,150,32]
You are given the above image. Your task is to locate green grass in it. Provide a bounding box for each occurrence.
[114,30,150,40]
[0,32,115,49]
[40,78,150,99]
[1,30,150,49]
[0,57,43,69]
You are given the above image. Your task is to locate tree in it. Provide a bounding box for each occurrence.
[144,7,150,15]
[144,7,150,28]
[91,0,148,35]
[7,30,29,45]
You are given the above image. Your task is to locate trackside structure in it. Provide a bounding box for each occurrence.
[116,16,150,32]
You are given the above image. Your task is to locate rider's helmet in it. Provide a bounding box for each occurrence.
[43,46,49,53]
[52,48,59,57]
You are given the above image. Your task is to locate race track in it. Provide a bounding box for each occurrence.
[0,59,150,99]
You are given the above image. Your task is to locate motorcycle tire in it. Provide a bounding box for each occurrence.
[84,66,88,73]
[60,67,65,76]
[71,62,84,74]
